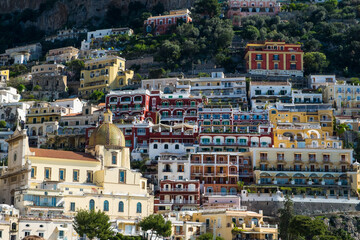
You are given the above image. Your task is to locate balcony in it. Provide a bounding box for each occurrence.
[260,157,268,162]
[160,188,198,192]
[309,158,316,163]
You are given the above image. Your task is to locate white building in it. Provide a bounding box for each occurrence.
[309,74,336,89]
[87,28,133,42]
[158,155,191,182]
[52,98,84,113]
[142,78,179,92]
[0,204,19,240]
[18,216,77,240]
[0,87,20,103]
[249,81,292,111]
[292,90,322,104]
[178,72,247,103]
[0,130,14,161]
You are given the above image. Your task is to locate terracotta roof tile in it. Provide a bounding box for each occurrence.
[64,113,82,117]
[29,148,98,162]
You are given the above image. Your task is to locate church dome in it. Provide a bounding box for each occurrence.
[88,109,125,147]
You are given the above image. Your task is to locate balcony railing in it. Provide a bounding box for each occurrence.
[160,188,198,192]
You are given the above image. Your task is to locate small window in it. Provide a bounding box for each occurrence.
[175,144,179,150]
[31,167,37,178]
[112,154,117,164]
[70,202,75,211]
[44,168,51,179]
[153,144,158,149]
[164,144,169,149]
[136,202,142,213]
[103,200,109,211]
[73,170,79,182]
[119,201,124,212]
[59,169,66,181]
[119,170,126,183]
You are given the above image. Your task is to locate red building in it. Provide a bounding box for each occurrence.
[144,9,192,35]
[104,90,202,152]
[244,41,304,77]
[228,0,281,26]
[154,179,200,212]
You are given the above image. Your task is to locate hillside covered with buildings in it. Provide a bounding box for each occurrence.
[1,0,360,239]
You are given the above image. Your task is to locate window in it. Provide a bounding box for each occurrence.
[70,202,75,211]
[103,200,109,211]
[44,168,51,180]
[255,90,261,95]
[136,202,142,213]
[87,171,93,183]
[119,170,126,183]
[256,54,262,60]
[112,154,117,164]
[257,63,261,69]
[59,230,64,239]
[59,169,66,181]
[39,233,44,237]
[291,55,295,61]
[175,144,179,150]
[31,167,36,178]
[119,201,124,212]
[73,170,79,182]
[25,232,30,236]
[273,55,279,60]
[164,144,169,149]
[137,128,146,135]
[89,199,95,211]
[290,63,296,70]
[153,144,158,149]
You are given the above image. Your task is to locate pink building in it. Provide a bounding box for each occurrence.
[144,9,192,35]
[228,0,281,26]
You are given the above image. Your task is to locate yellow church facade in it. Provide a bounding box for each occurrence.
[0,110,153,234]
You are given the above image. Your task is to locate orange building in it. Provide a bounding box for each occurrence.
[245,41,304,77]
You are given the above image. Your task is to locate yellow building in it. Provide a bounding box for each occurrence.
[79,56,134,97]
[0,70,9,82]
[1,110,153,234]
[252,147,357,196]
[269,105,340,149]
[323,82,360,116]
[192,209,278,240]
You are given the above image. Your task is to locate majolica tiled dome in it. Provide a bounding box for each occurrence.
[88,109,125,147]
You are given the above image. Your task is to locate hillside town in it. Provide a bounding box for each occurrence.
[1,0,360,239]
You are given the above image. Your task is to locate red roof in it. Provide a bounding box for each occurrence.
[29,148,98,162]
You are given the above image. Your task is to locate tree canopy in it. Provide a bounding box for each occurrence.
[138,214,172,239]
[73,210,114,240]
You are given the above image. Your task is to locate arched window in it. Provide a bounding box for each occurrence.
[13,153,17,162]
[164,144,168,149]
[89,199,95,211]
[118,201,124,212]
[136,202,142,213]
[103,200,109,211]
[175,144,179,150]
[153,144,158,149]
[12,222,16,230]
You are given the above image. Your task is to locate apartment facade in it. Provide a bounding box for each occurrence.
[192,209,278,240]
[252,147,356,196]
[31,64,68,100]
[79,56,134,97]
[228,0,281,26]
[46,46,79,63]
[249,81,292,111]
[145,9,192,35]
[323,82,360,116]
[269,104,340,149]
[179,72,247,106]
[245,41,303,77]
[155,179,201,212]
